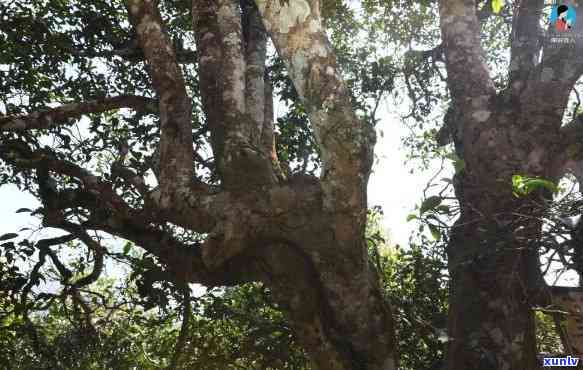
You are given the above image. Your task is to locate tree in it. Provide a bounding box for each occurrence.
[0,0,396,368]
[436,1,583,369]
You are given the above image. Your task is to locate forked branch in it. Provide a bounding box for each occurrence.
[255,0,375,210]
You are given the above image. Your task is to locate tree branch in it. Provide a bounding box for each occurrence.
[255,0,375,214]
[193,0,276,189]
[192,0,229,170]
[438,0,495,100]
[0,140,214,233]
[126,0,195,205]
[86,214,261,286]
[508,0,544,88]
[192,1,249,151]
[243,0,268,144]
[0,95,156,131]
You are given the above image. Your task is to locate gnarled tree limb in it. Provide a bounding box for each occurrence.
[0,95,156,131]
[439,0,495,100]
[193,0,276,189]
[255,0,375,211]
[126,0,195,205]
[243,0,268,144]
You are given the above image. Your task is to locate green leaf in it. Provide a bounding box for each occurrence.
[406,213,418,222]
[524,178,558,194]
[123,241,133,255]
[492,0,504,14]
[15,208,32,213]
[512,174,558,197]
[0,233,18,241]
[428,224,441,241]
[420,196,442,215]
[436,205,451,214]
[445,152,465,174]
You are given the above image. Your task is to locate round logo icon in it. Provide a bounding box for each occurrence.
[550,3,577,32]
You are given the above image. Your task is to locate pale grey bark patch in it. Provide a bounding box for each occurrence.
[471,110,491,122]
[541,67,555,81]
[256,0,312,34]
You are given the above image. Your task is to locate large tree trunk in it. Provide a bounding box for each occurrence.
[437,0,583,367]
[191,1,398,368]
[446,172,542,370]
[257,242,397,369]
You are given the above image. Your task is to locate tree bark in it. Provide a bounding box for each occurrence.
[437,0,583,367]
[1,0,398,368]
[447,173,542,370]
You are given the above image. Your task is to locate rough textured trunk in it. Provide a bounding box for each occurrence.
[437,0,583,367]
[256,242,396,370]
[447,174,541,370]
[0,0,398,367]
[191,1,397,368]
[550,286,583,355]
[443,96,565,369]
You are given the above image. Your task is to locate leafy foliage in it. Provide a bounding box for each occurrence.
[512,174,559,198]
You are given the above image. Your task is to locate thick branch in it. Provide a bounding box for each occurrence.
[439,0,495,100]
[126,0,194,204]
[192,0,228,168]
[0,95,156,131]
[508,0,544,87]
[192,0,247,161]
[243,0,268,144]
[27,165,226,285]
[0,141,214,233]
[193,0,276,189]
[255,0,375,212]
[36,185,224,285]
